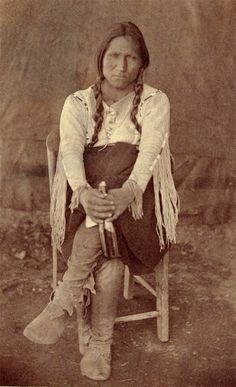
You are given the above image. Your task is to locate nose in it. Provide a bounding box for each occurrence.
[117,56,127,72]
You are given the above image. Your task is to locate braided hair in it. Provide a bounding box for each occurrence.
[90,78,104,146]
[89,22,150,147]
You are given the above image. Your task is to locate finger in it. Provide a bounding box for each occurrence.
[91,201,116,212]
[92,189,116,201]
[105,192,115,201]
[106,212,120,222]
[88,210,114,220]
[88,196,115,208]
[106,216,117,222]
[86,188,107,200]
[88,203,116,213]
[106,205,127,221]
[92,190,107,199]
[88,195,115,206]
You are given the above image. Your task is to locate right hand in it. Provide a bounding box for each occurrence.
[80,187,116,223]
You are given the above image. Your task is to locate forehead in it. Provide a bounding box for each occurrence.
[106,36,140,55]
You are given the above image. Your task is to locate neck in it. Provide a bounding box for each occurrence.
[101,81,135,105]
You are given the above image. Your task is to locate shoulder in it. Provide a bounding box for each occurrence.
[72,86,94,106]
[139,84,169,116]
[63,86,94,111]
[142,84,169,106]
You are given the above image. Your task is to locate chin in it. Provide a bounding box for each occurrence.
[111,79,130,89]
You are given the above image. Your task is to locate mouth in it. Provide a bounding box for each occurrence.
[112,74,127,79]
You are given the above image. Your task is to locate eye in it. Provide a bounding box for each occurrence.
[109,53,119,58]
[127,55,138,61]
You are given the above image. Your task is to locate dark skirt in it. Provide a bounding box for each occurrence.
[62,142,169,275]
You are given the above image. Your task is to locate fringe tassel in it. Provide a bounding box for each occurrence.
[50,154,67,251]
[50,154,90,250]
[153,141,180,249]
[123,180,144,220]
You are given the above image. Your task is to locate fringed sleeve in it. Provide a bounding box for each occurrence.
[60,94,88,191]
[122,179,144,220]
[50,92,90,250]
[50,154,68,251]
[128,89,179,249]
[153,142,180,249]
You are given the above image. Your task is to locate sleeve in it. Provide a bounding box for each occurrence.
[59,94,88,191]
[128,91,170,192]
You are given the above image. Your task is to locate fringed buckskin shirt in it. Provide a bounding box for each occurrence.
[51,84,179,252]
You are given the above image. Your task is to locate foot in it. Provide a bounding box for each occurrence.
[76,304,91,355]
[77,322,91,355]
[23,302,69,344]
[80,346,111,381]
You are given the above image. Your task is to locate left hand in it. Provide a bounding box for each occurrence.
[80,187,115,223]
[106,186,134,221]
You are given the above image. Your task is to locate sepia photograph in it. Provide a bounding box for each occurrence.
[0,0,235,386]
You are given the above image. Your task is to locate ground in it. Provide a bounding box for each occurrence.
[0,217,235,387]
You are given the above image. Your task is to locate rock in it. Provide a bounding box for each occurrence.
[15,250,26,260]
[171,306,180,311]
[167,344,176,352]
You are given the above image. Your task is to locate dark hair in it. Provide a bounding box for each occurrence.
[90,21,150,147]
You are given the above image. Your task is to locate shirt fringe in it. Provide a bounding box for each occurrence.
[153,142,180,249]
[50,142,179,252]
[123,179,144,220]
[50,154,67,251]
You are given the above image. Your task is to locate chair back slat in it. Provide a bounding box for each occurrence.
[47,148,57,198]
[46,130,59,198]
[46,129,60,153]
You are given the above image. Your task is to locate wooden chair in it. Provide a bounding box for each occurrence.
[117,255,169,342]
[46,131,169,343]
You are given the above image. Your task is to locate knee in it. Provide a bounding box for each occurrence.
[94,259,124,289]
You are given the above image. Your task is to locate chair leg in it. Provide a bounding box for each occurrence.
[156,253,169,342]
[123,265,134,300]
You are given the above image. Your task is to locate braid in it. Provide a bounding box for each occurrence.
[130,71,144,133]
[90,70,144,145]
[90,78,104,147]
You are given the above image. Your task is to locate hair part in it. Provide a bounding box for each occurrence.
[90,22,150,147]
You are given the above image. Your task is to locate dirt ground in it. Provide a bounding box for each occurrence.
[0,216,235,387]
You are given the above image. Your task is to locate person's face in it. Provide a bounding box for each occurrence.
[102,36,142,91]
